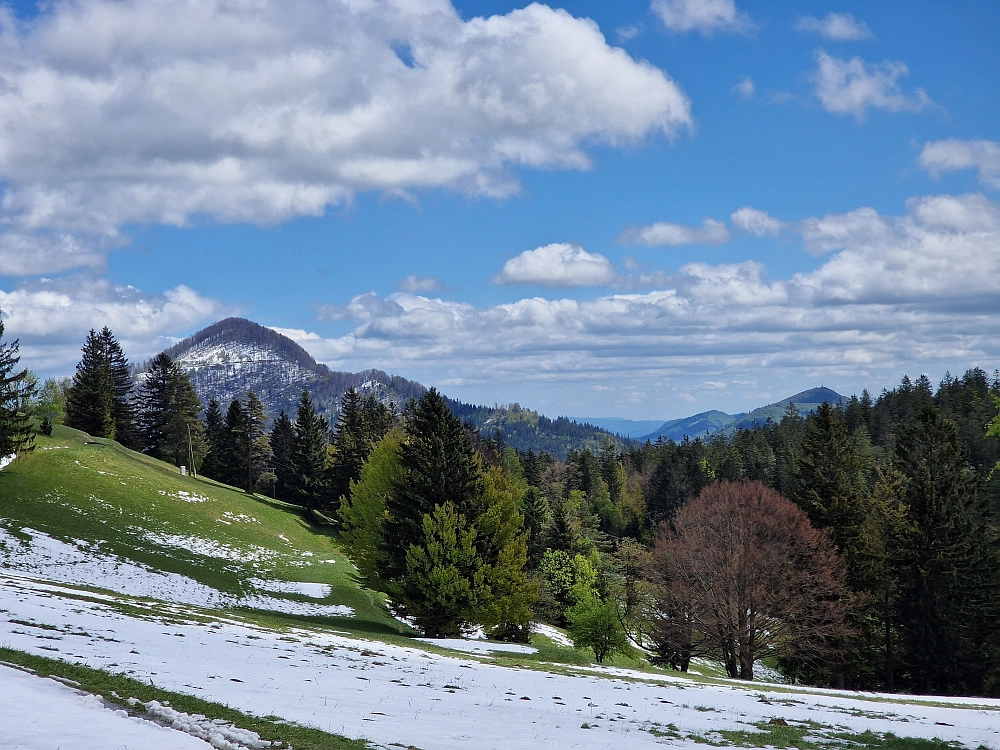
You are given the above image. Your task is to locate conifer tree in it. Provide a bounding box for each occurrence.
[100,327,138,448]
[893,404,1000,694]
[218,399,249,487]
[0,318,35,458]
[64,329,115,438]
[136,353,204,467]
[328,388,393,505]
[269,411,295,501]
[244,392,271,494]
[290,390,329,509]
[200,398,226,480]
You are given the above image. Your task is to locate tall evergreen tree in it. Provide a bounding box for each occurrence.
[200,398,226,481]
[217,399,249,488]
[893,404,1000,694]
[382,388,484,585]
[244,392,271,494]
[136,353,204,467]
[290,390,329,509]
[269,411,296,501]
[327,388,393,506]
[64,329,115,438]
[100,327,138,448]
[0,318,35,458]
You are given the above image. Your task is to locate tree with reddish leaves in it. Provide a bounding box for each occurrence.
[649,480,848,682]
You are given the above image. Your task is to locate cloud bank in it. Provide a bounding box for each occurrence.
[494,244,616,287]
[0,0,692,277]
[919,139,1000,189]
[279,193,1000,408]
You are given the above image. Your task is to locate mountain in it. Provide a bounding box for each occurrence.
[567,417,667,439]
[639,386,845,442]
[161,317,427,420]
[159,317,618,457]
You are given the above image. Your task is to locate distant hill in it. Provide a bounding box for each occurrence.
[567,417,667,439]
[639,387,845,442]
[158,317,618,458]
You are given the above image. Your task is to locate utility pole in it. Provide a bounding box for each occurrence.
[187,424,197,479]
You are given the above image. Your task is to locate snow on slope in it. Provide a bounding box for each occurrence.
[2,573,999,750]
[0,664,217,750]
[0,526,352,618]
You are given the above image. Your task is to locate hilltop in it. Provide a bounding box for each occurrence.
[160,317,619,457]
[638,386,845,442]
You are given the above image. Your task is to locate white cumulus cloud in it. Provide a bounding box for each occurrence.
[919,139,1000,189]
[0,0,692,276]
[795,13,873,41]
[651,0,754,35]
[620,218,731,247]
[812,51,931,122]
[731,206,784,236]
[280,192,1000,414]
[0,278,222,371]
[493,244,616,287]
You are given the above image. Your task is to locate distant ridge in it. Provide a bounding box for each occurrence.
[638,386,845,442]
[157,317,619,458]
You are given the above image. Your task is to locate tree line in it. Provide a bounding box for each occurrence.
[7,321,1000,696]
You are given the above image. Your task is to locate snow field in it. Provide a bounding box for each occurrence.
[2,573,999,750]
[0,663,218,749]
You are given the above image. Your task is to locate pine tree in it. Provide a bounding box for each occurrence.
[136,353,204,467]
[893,404,1000,694]
[269,411,296,501]
[64,329,115,438]
[0,319,35,458]
[290,390,329,509]
[200,399,226,481]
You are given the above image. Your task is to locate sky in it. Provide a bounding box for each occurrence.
[0,0,997,421]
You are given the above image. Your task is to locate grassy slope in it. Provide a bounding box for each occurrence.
[0,425,396,631]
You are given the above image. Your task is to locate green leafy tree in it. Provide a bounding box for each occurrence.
[136,353,205,467]
[328,388,394,506]
[339,429,405,592]
[566,592,633,664]
[0,319,35,458]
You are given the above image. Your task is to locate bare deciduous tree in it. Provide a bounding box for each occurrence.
[649,480,848,680]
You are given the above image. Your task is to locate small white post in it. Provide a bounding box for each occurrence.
[179,465,187,476]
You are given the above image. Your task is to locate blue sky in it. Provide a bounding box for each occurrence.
[0,0,998,420]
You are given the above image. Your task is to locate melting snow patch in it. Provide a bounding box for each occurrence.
[144,533,280,564]
[249,578,331,599]
[532,622,573,647]
[416,638,537,655]
[0,453,15,471]
[137,699,272,749]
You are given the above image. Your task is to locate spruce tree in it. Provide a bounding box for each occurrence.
[893,404,1000,694]
[200,399,226,480]
[64,329,115,438]
[382,388,484,584]
[244,392,271,494]
[100,327,138,448]
[269,411,295,501]
[290,390,329,509]
[218,399,249,487]
[0,319,35,458]
[136,353,205,467]
[328,388,393,505]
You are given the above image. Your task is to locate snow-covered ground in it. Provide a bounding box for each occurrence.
[2,571,999,750]
[0,663,218,749]
[0,526,352,617]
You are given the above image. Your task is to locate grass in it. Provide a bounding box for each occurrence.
[0,646,368,750]
[0,425,397,629]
